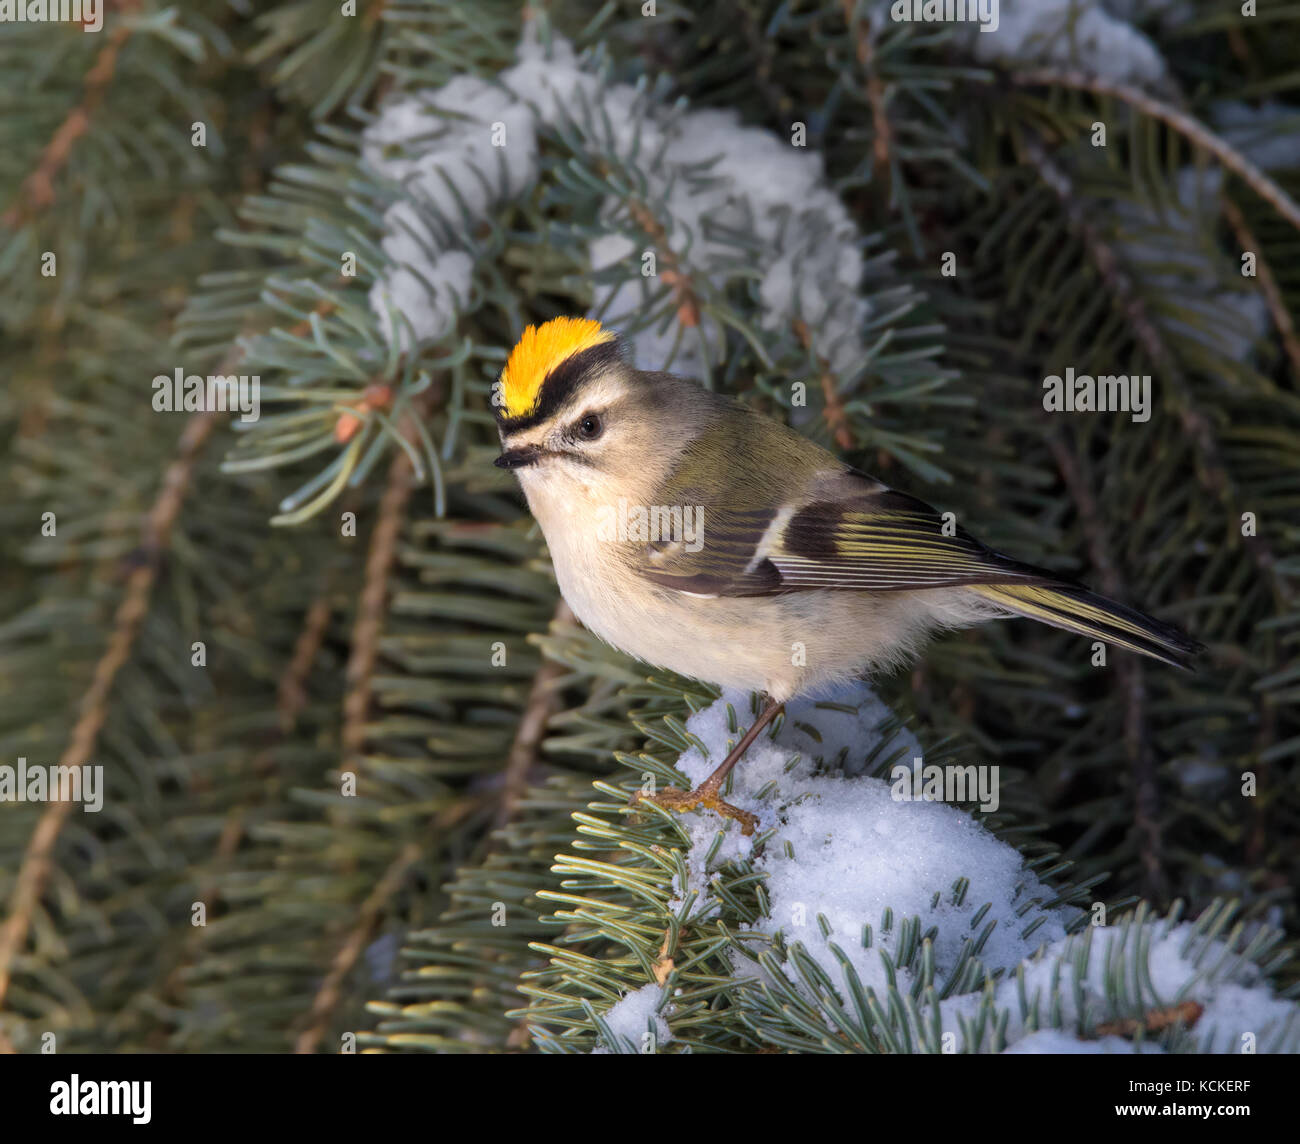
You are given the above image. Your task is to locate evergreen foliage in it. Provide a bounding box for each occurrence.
[1,0,1297,1053]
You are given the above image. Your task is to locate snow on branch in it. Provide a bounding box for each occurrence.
[361,33,879,381]
[569,683,1300,1053]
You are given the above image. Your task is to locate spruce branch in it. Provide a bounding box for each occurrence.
[1011,69,1300,234]
[340,432,423,768]
[277,572,338,733]
[1,279,346,1037]
[1024,138,1293,612]
[495,600,574,830]
[151,808,249,1048]
[2,0,143,228]
[793,317,856,452]
[3,0,1295,1056]
[1042,429,1164,900]
[0,406,220,1022]
[736,2,794,123]
[619,189,703,330]
[1042,431,1120,597]
[1121,659,1163,903]
[1220,194,1300,381]
[152,567,342,1030]
[294,840,423,1054]
[841,0,893,184]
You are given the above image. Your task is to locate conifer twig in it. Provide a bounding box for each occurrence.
[620,192,702,328]
[842,0,893,181]
[738,3,791,122]
[1011,69,1300,233]
[793,318,856,451]
[1094,1000,1203,1038]
[2,0,143,228]
[277,574,337,733]
[1122,659,1164,902]
[1219,195,1300,380]
[1043,432,1120,595]
[293,789,485,1054]
[339,404,427,765]
[1044,430,1164,900]
[496,601,573,830]
[293,842,423,1054]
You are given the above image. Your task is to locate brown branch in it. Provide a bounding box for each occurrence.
[1095,1000,1203,1039]
[495,600,574,830]
[290,781,486,1054]
[339,432,421,767]
[621,194,701,328]
[253,368,432,1051]
[792,318,856,451]
[487,599,579,1053]
[842,0,893,181]
[652,928,675,987]
[147,808,247,1047]
[1220,195,1300,381]
[1043,430,1164,901]
[3,0,143,228]
[1247,696,1277,870]
[149,570,341,1037]
[1121,657,1165,902]
[1027,138,1205,901]
[1216,184,1300,896]
[1012,70,1300,234]
[293,841,423,1054]
[0,409,221,1022]
[1043,433,1121,597]
[277,574,337,733]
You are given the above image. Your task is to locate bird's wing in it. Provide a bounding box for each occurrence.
[634,469,1051,598]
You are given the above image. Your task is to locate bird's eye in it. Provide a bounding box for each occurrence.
[576,413,603,440]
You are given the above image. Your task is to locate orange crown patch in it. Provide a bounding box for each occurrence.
[499,317,615,420]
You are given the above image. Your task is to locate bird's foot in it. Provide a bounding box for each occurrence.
[636,785,758,836]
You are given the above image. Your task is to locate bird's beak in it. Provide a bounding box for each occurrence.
[494,444,543,470]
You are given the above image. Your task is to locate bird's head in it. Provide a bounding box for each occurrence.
[493,318,694,506]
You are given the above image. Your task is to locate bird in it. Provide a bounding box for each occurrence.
[492,316,1202,833]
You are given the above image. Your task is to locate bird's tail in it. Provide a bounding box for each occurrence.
[969,582,1203,670]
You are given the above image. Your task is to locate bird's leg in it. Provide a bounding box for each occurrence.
[694,697,785,795]
[638,698,785,837]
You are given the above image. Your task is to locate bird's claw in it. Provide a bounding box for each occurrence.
[636,785,758,836]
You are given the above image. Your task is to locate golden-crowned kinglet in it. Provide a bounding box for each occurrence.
[494,317,1201,832]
